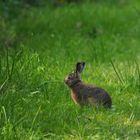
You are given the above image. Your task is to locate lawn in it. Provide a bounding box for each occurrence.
[0,0,140,139]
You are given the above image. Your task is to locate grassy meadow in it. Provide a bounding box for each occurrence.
[0,0,140,139]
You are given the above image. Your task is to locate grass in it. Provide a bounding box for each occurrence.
[0,0,140,139]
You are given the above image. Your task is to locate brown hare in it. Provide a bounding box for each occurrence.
[64,62,112,108]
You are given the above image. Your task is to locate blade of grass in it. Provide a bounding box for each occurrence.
[30,105,42,131]
[2,106,7,124]
[115,63,125,83]
[9,52,16,81]
[0,78,8,93]
[6,47,10,79]
[13,116,26,128]
[110,60,124,85]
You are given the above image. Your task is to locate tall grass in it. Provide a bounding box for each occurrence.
[0,0,140,139]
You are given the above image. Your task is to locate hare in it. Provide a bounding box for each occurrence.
[64,62,112,108]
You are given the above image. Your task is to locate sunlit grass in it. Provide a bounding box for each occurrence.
[0,0,140,139]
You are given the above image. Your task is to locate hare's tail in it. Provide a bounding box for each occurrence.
[103,100,112,108]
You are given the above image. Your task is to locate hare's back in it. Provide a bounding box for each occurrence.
[84,86,112,107]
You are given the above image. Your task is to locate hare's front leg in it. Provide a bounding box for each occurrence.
[71,91,80,105]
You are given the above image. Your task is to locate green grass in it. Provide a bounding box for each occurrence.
[0,1,140,139]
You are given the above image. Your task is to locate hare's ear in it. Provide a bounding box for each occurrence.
[76,62,85,73]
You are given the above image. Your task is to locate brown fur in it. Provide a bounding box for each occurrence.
[64,62,112,108]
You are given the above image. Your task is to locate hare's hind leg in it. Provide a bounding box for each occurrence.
[87,97,98,106]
